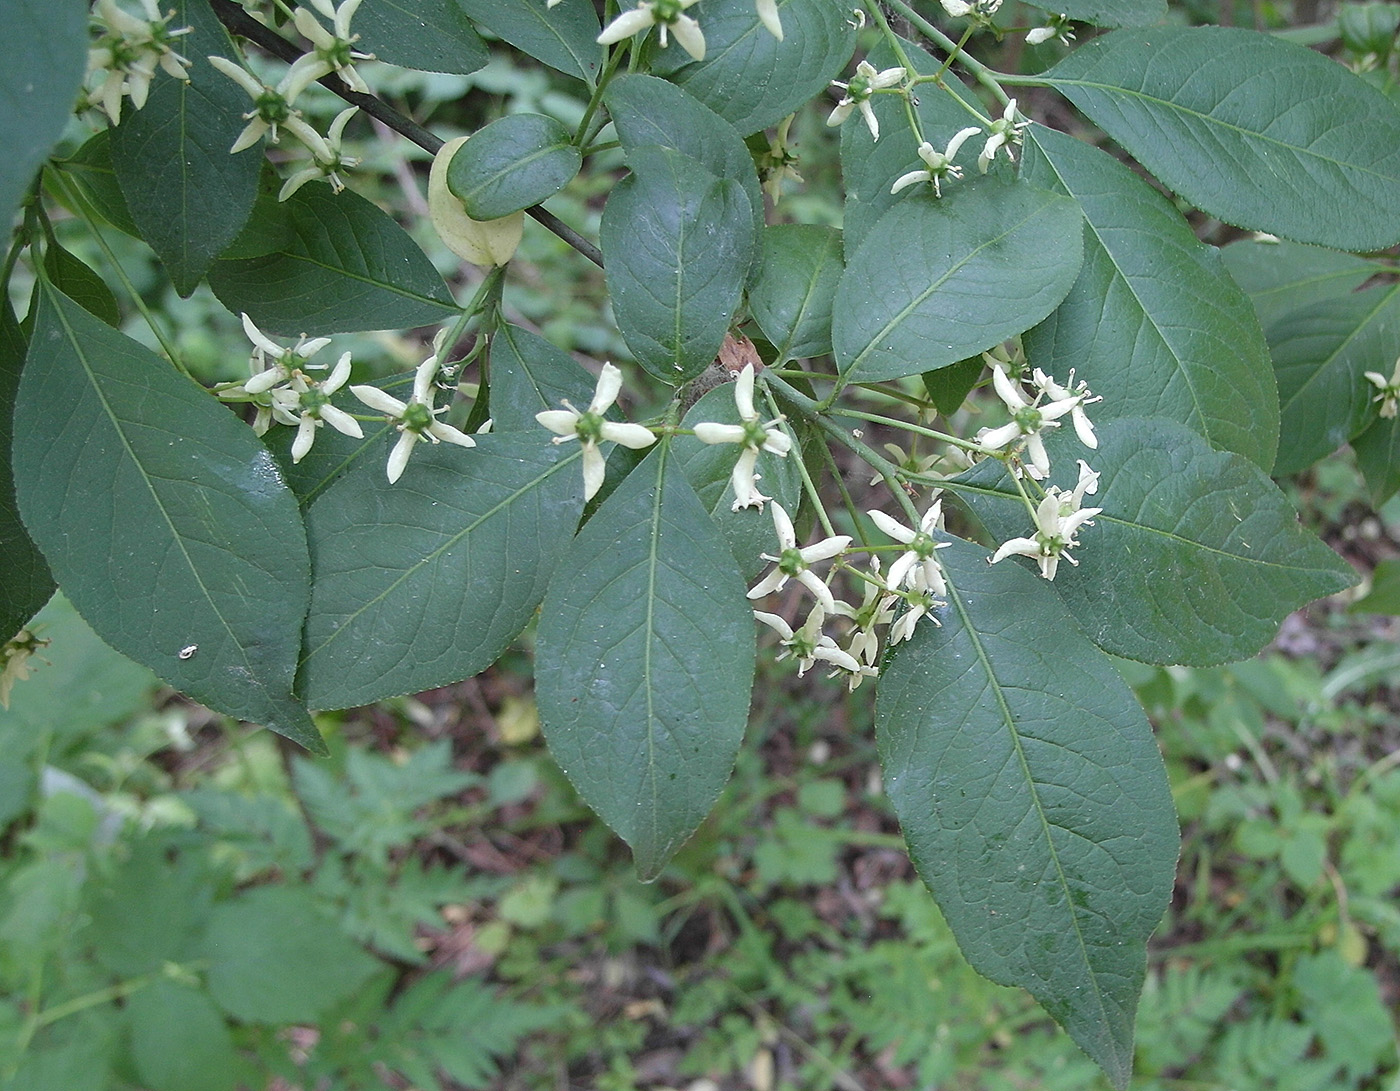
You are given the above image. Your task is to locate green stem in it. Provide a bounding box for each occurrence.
[881,0,1010,104]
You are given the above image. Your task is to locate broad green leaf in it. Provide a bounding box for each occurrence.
[0,301,51,642]
[1023,126,1278,469]
[1292,951,1394,1078]
[1042,26,1400,250]
[1220,239,1379,330]
[1023,0,1165,25]
[535,439,756,879]
[260,382,394,506]
[203,885,379,1023]
[950,417,1356,666]
[447,113,581,219]
[299,434,583,710]
[1352,414,1400,509]
[88,837,211,976]
[600,146,755,384]
[672,383,801,579]
[922,357,983,415]
[51,131,141,238]
[876,534,1177,1090]
[748,224,843,362]
[12,287,321,750]
[1349,558,1400,615]
[127,981,237,1091]
[0,0,85,236]
[649,0,856,135]
[1269,283,1400,475]
[41,244,120,327]
[108,0,262,295]
[354,0,488,74]
[455,0,601,84]
[0,1014,114,1091]
[604,73,765,250]
[839,38,983,256]
[209,182,457,335]
[488,323,600,432]
[832,180,1083,383]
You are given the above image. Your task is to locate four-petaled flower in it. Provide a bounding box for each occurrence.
[86,0,192,125]
[754,605,863,679]
[269,352,364,462]
[1033,367,1100,449]
[279,106,362,200]
[868,499,950,596]
[826,60,906,141]
[282,0,374,102]
[216,313,335,433]
[351,337,477,484]
[747,502,851,613]
[598,0,706,62]
[990,460,1102,580]
[890,127,983,196]
[1365,357,1400,419]
[208,55,335,154]
[692,364,792,511]
[536,363,658,501]
[979,98,1029,172]
[975,361,1090,479]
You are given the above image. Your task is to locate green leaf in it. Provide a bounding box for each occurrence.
[1292,952,1394,1078]
[748,224,843,362]
[1023,0,1165,25]
[354,0,488,74]
[488,323,600,432]
[649,0,856,135]
[455,0,601,84]
[1352,413,1400,509]
[672,382,801,580]
[209,182,457,335]
[1042,26,1400,250]
[922,357,983,416]
[600,146,755,384]
[950,417,1357,666]
[1220,239,1378,330]
[447,113,581,219]
[832,180,1083,383]
[88,837,211,976]
[41,244,121,327]
[11,286,321,749]
[0,302,52,642]
[127,980,237,1091]
[298,434,583,710]
[1269,283,1400,475]
[535,439,756,879]
[604,73,765,251]
[108,0,263,295]
[876,534,1177,1090]
[1022,126,1278,469]
[51,131,141,238]
[1349,558,1400,615]
[203,885,379,1023]
[0,0,85,237]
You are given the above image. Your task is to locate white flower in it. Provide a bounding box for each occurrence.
[268,352,364,462]
[86,0,192,124]
[887,583,942,644]
[832,557,896,673]
[283,0,374,101]
[941,0,1002,16]
[0,630,49,709]
[755,0,783,40]
[979,98,1029,172]
[692,364,792,511]
[351,338,477,484]
[826,60,905,142]
[598,0,706,62]
[1365,357,1400,419]
[889,127,982,197]
[989,470,1102,580]
[754,605,862,678]
[535,363,657,501]
[1026,14,1073,46]
[1032,367,1100,449]
[747,502,851,613]
[868,500,950,595]
[208,55,337,154]
[974,361,1085,479]
[215,313,336,433]
[278,106,361,200]
[759,115,804,204]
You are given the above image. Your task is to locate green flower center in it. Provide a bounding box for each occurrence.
[777,547,809,577]
[847,73,873,101]
[574,410,606,446]
[255,90,292,125]
[741,419,770,449]
[653,0,687,24]
[1013,406,1043,434]
[299,387,330,415]
[402,401,435,433]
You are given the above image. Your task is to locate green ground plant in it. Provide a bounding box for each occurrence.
[3,0,1400,1086]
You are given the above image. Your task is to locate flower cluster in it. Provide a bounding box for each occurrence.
[991,460,1102,580]
[85,0,192,125]
[975,360,1098,479]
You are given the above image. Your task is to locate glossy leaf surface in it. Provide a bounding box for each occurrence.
[488,323,601,433]
[600,146,754,384]
[952,418,1356,666]
[12,287,319,749]
[209,182,456,335]
[0,303,52,642]
[833,180,1082,382]
[108,0,262,294]
[456,0,600,84]
[1023,126,1277,469]
[649,0,856,135]
[353,0,488,74]
[1043,26,1400,250]
[1023,0,1165,25]
[299,435,583,710]
[1353,414,1400,510]
[535,440,755,879]
[877,534,1177,1090]
[1220,239,1378,330]
[1270,283,1400,475]
[447,113,581,219]
[749,224,843,362]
